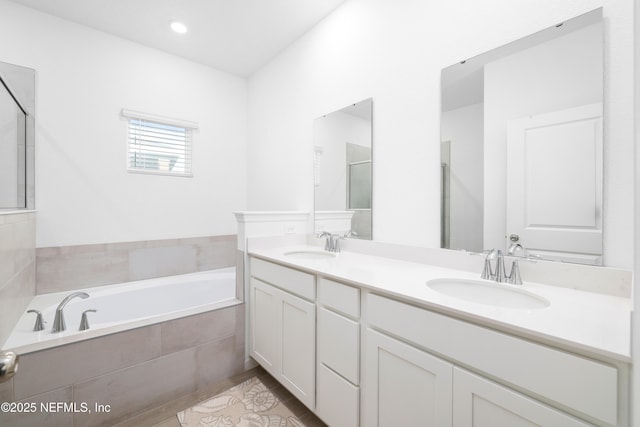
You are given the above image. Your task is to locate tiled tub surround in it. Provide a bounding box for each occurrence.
[0,303,246,427]
[4,267,239,354]
[36,234,237,294]
[0,211,36,345]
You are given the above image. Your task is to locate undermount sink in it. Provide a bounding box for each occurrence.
[426,278,550,310]
[283,250,337,260]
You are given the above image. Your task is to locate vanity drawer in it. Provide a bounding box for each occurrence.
[367,293,618,425]
[318,307,359,384]
[316,363,359,427]
[250,257,315,300]
[318,277,360,318]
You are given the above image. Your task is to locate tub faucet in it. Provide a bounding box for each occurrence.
[52,292,89,333]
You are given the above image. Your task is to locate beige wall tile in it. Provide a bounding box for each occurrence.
[36,244,129,294]
[0,378,13,402]
[36,235,237,293]
[0,223,16,286]
[195,236,236,271]
[0,386,73,427]
[13,218,35,273]
[194,335,243,390]
[14,325,162,400]
[2,212,35,224]
[160,306,237,355]
[0,263,35,345]
[129,245,197,281]
[0,212,36,345]
[73,347,198,427]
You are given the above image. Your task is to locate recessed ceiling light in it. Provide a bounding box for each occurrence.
[170,21,188,34]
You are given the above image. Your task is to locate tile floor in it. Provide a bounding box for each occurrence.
[114,366,327,427]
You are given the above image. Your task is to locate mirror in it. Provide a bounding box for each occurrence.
[313,98,372,239]
[441,9,603,265]
[0,60,35,210]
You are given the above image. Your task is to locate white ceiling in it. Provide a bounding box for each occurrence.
[7,0,347,77]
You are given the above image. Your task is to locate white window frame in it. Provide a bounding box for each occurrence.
[122,109,198,177]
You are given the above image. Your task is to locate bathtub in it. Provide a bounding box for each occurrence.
[3,267,240,354]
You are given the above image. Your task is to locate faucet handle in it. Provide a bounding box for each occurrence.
[79,309,97,331]
[330,233,344,253]
[480,258,493,280]
[507,259,523,285]
[26,309,45,331]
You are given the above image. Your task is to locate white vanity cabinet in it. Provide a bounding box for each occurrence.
[453,368,592,426]
[364,328,453,426]
[247,252,628,427]
[316,278,361,427]
[365,293,622,427]
[249,258,316,409]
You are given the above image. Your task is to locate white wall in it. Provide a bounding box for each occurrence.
[441,103,483,252]
[0,1,247,247]
[247,0,635,269]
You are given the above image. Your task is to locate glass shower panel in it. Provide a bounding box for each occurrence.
[0,80,26,209]
[348,161,371,209]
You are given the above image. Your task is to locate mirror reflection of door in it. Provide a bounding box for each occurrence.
[440,9,603,265]
[506,103,602,264]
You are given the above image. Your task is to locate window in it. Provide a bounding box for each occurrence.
[122,109,197,177]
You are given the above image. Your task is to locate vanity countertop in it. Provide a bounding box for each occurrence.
[248,245,631,363]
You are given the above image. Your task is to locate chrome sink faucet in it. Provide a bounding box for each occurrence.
[316,231,342,253]
[482,249,523,285]
[317,231,333,251]
[52,292,89,332]
[482,249,506,282]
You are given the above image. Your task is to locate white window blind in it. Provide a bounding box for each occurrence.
[122,109,198,177]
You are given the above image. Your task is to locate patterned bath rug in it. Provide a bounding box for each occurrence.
[176,376,306,427]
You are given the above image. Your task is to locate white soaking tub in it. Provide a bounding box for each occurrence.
[3,267,240,354]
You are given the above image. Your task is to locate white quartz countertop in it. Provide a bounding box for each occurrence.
[249,245,631,363]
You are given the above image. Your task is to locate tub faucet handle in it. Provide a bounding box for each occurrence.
[26,309,45,331]
[79,309,97,331]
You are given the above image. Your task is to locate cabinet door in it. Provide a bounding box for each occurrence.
[364,329,453,427]
[453,368,594,427]
[280,290,316,410]
[250,278,280,374]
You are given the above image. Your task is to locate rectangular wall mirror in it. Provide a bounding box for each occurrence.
[0,60,35,210]
[314,98,372,239]
[440,9,603,265]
